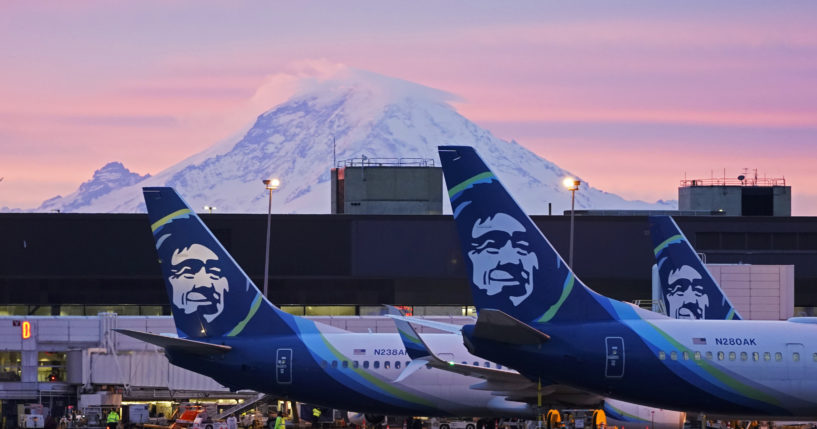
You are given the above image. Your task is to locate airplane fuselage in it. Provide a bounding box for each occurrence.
[464,318,817,417]
[165,331,535,417]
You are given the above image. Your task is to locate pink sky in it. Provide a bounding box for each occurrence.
[2,2,817,213]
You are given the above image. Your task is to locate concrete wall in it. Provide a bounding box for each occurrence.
[679,186,742,215]
[678,185,791,216]
[336,166,442,214]
[707,264,795,320]
[773,186,792,217]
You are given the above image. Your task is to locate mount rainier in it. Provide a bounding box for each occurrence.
[31,69,675,214]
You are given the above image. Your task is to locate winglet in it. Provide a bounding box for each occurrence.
[386,305,433,360]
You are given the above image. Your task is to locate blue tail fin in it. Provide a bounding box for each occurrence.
[438,146,612,324]
[143,187,297,338]
[649,216,742,320]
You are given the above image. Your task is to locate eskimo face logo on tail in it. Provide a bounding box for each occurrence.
[664,264,709,319]
[168,243,229,322]
[469,213,538,306]
[152,212,255,337]
[450,179,548,320]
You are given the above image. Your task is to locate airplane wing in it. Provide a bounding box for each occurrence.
[388,307,602,407]
[114,328,232,355]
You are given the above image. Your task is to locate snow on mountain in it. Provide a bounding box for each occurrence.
[37,162,150,212]
[30,68,675,214]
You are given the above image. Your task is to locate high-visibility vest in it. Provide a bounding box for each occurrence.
[312,409,321,418]
[107,412,119,423]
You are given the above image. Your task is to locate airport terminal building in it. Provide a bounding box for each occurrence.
[1,212,816,317]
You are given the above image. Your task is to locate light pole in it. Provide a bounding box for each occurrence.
[262,178,280,298]
[203,205,216,214]
[562,177,581,269]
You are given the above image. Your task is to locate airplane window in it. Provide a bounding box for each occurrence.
[353,361,359,369]
[705,351,713,360]
[374,361,380,369]
[775,352,783,361]
[462,361,467,365]
[670,351,677,361]
[658,351,666,360]
[682,351,690,361]
[740,352,748,361]
[764,352,771,361]
[717,352,725,361]
[332,360,338,368]
[728,352,736,361]
[497,364,502,369]
[395,361,401,369]
[473,361,479,366]
[320,360,327,368]
[342,361,348,368]
[484,362,490,368]
[363,361,369,369]
[694,351,701,361]
[793,352,800,362]
[752,352,759,361]
[384,361,391,369]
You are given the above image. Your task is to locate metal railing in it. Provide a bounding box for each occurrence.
[337,157,435,168]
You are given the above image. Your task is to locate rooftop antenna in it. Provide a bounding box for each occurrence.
[332,136,336,168]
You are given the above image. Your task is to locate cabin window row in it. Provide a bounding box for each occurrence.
[320,360,501,370]
[657,350,817,363]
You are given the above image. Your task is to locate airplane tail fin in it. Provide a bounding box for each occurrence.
[438,146,613,324]
[143,187,297,338]
[649,216,742,320]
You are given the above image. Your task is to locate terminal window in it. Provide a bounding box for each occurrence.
[0,351,22,381]
[38,351,66,382]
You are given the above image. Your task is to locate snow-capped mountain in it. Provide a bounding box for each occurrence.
[37,162,150,212]
[30,69,675,214]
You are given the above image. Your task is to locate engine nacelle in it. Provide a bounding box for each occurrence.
[346,413,385,426]
[603,398,686,429]
[347,412,366,426]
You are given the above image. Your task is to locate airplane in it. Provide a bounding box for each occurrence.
[116,187,538,419]
[649,216,742,321]
[388,306,685,429]
[437,145,817,418]
[389,216,751,428]
[115,187,690,428]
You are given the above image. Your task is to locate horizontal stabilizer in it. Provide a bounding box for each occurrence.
[473,309,550,345]
[385,314,465,334]
[469,380,536,391]
[114,329,232,355]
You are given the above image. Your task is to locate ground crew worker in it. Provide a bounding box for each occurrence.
[106,409,120,429]
[274,412,285,429]
[311,408,321,427]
